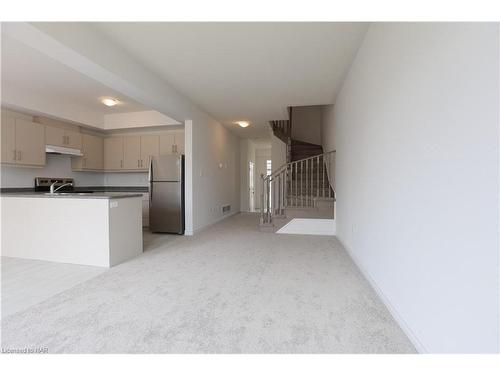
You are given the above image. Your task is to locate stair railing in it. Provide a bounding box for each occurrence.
[260,150,336,225]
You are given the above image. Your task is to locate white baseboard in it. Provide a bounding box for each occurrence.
[189,211,240,236]
[337,236,427,353]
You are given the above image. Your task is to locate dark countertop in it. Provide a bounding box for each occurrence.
[1,186,148,193]
[0,192,143,200]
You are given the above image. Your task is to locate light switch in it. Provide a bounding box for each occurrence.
[110,201,119,208]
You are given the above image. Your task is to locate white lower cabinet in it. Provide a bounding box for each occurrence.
[104,191,149,227]
[142,193,150,227]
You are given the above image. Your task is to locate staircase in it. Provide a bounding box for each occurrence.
[290,140,323,162]
[263,107,335,229]
[260,151,336,228]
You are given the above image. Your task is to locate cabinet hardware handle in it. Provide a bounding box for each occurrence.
[13,150,16,161]
[140,159,143,168]
[120,160,123,168]
[17,150,22,161]
[137,159,140,167]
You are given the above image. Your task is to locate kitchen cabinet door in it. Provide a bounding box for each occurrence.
[104,137,124,170]
[15,119,45,166]
[65,129,82,149]
[140,135,159,169]
[174,132,185,154]
[123,136,141,170]
[1,117,16,164]
[45,125,65,147]
[159,134,175,155]
[83,134,104,170]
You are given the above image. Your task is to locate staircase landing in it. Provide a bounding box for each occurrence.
[276,218,336,236]
[260,199,335,234]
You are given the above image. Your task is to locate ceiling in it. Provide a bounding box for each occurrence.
[1,33,152,118]
[92,22,368,138]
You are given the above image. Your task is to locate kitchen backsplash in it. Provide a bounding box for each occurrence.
[103,172,149,187]
[1,154,147,188]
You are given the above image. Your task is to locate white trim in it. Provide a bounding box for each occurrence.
[184,120,194,236]
[191,211,240,235]
[337,236,427,353]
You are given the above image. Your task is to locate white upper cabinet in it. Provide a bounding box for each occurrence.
[175,132,185,154]
[74,131,184,173]
[104,137,124,170]
[123,136,142,170]
[65,129,83,149]
[15,119,46,166]
[1,117,16,164]
[159,134,175,155]
[140,135,159,169]
[1,118,45,167]
[159,132,184,155]
[45,125,82,149]
[72,134,104,171]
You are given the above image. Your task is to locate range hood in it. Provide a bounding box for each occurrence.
[45,145,83,156]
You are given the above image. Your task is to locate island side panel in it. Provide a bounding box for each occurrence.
[1,197,110,267]
[108,197,143,267]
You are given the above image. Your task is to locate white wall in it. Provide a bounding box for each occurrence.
[103,110,179,130]
[239,139,272,212]
[271,133,287,171]
[239,139,252,212]
[321,105,335,153]
[190,113,241,233]
[291,105,322,145]
[103,172,148,187]
[322,23,499,353]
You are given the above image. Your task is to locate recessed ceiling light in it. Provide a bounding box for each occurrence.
[237,121,250,128]
[101,98,118,107]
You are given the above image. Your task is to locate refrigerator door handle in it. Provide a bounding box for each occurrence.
[148,156,153,205]
[148,156,153,182]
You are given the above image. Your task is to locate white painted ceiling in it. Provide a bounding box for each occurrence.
[1,33,151,117]
[92,23,368,138]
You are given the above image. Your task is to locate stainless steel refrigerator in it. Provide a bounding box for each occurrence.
[149,154,185,234]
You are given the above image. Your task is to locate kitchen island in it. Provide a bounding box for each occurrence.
[1,192,143,267]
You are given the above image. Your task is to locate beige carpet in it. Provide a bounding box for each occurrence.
[1,213,415,353]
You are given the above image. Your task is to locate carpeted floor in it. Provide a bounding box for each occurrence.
[1,213,415,353]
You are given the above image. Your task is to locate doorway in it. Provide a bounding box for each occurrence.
[254,156,271,210]
[249,161,255,211]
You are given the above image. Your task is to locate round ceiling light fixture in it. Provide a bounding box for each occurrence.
[101,98,119,107]
[236,121,250,128]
